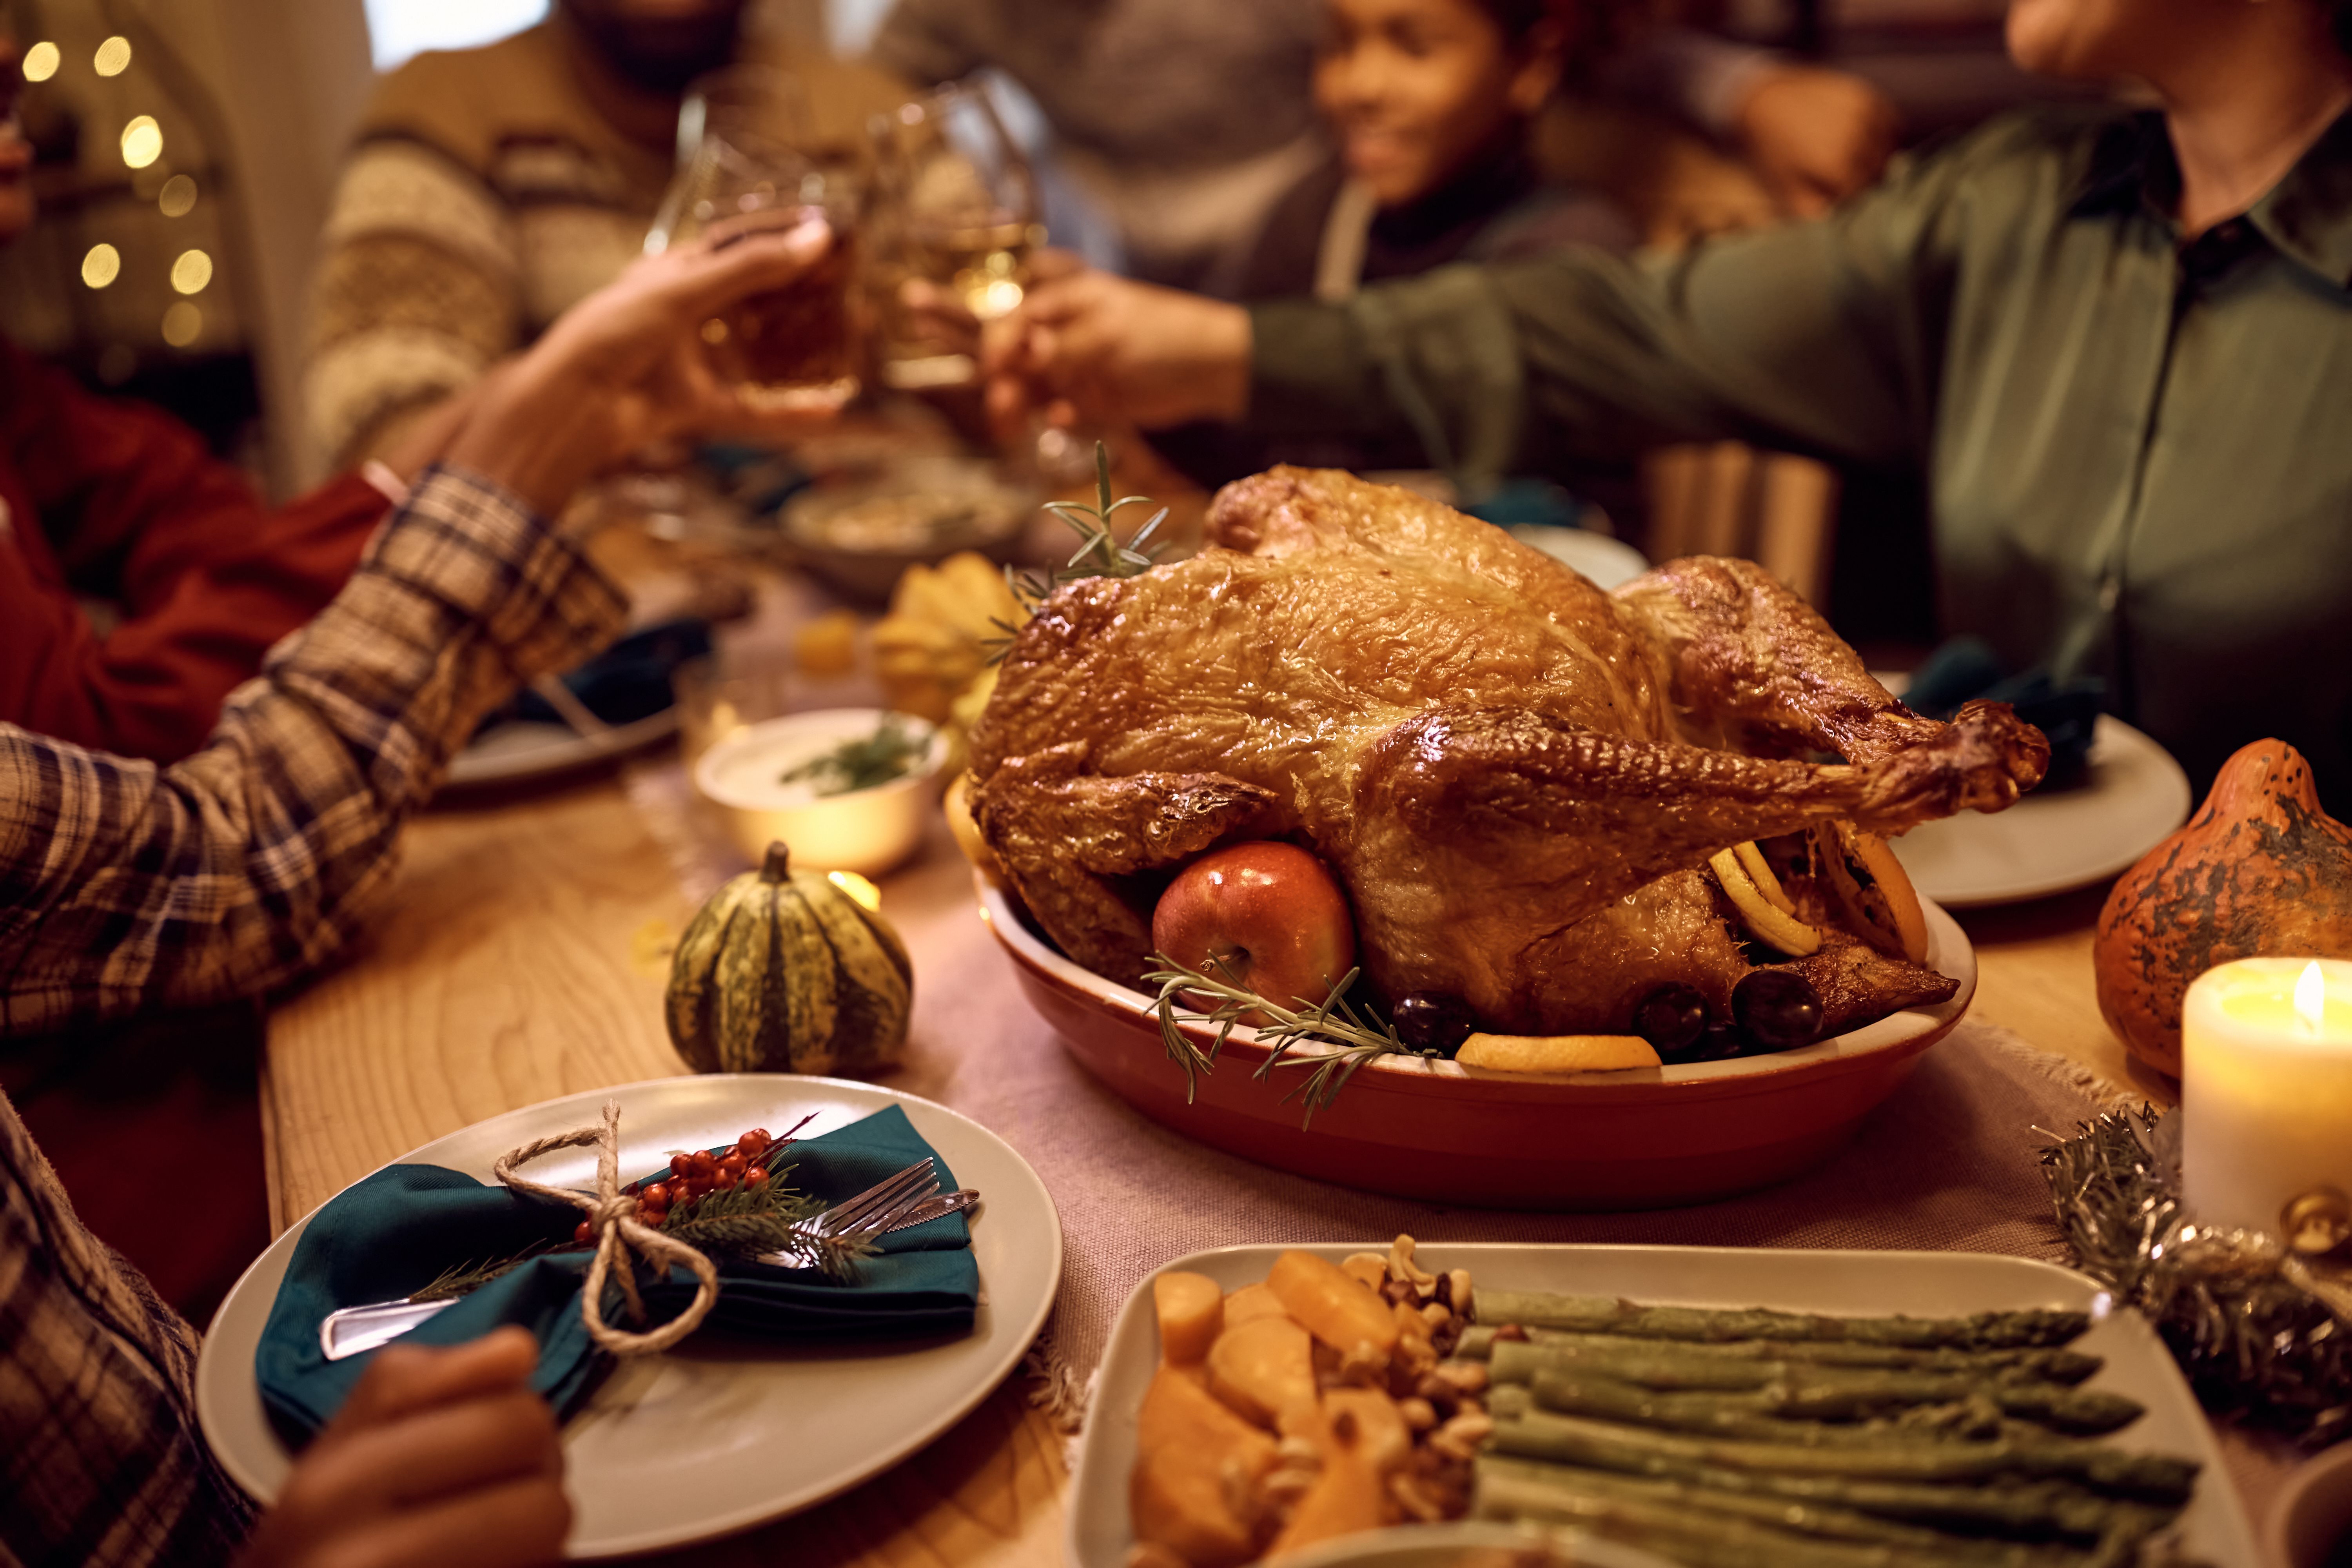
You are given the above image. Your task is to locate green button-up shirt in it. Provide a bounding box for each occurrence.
[1246,105,2352,808]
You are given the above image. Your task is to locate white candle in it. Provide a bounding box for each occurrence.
[2181,957,2352,1235]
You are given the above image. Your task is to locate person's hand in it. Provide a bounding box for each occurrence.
[982,268,1251,439]
[1733,65,1899,217]
[238,1328,569,1568]
[446,219,837,515]
[897,248,1087,376]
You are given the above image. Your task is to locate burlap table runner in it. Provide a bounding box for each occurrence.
[621,757,2307,1527]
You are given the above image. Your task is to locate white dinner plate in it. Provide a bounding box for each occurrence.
[441,707,680,791]
[1069,1243,2258,1568]
[196,1075,1062,1558]
[1505,524,1651,590]
[1889,715,2192,907]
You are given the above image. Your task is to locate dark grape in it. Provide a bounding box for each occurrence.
[1732,969,1824,1053]
[1681,1020,1746,1062]
[1392,992,1478,1056]
[1630,983,1709,1054]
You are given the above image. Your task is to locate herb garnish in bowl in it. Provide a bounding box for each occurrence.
[779,715,930,797]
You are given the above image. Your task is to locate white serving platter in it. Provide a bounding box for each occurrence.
[1069,1243,2258,1568]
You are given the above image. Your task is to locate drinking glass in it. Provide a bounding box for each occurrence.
[649,67,867,414]
[867,82,1043,392]
[674,656,788,769]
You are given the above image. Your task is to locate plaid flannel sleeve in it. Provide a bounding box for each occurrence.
[0,1087,254,1566]
[0,466,626,1033]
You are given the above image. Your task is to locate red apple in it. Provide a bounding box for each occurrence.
[1152,842,1357,1015]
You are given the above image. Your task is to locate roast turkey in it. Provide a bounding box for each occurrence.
[968,468,2046,1036]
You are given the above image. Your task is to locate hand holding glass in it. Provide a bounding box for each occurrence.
[650,94,863,414]
[869,83,1041,390]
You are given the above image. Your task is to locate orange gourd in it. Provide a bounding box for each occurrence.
[2094,739,2352,1076]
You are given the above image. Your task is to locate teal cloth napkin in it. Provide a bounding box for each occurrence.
[256,1104,976,1446]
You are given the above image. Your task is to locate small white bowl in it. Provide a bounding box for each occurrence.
[693,708,947,877]
[2270,1439,2352,1568]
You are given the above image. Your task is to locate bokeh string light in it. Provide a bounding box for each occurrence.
[120,115,162,170]
[158,175,197,217]
[21,40,59,81]
[169,249,212,294]
[80,244,121,289]
[93,36,132,77]
[161,302,201,348]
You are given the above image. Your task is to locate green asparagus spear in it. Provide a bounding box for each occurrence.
[1475,1455,2093,1566]
[1490,1379,1956,1450]
[1473,1290,2090,1350]
[1457,1325,2102,1384]
[1491,1339,2103,1396]
[1486,1382,2195,1501]
[1488,1407,2188,1536]
[1489,1346,2143,1434]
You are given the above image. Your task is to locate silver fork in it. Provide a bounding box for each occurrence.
[319,1158,971,1359]
[753,1183,980,1269]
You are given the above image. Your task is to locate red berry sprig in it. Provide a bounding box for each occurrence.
[572,1127,780,1245]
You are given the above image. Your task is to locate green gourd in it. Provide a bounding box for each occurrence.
[666,842,913,1075]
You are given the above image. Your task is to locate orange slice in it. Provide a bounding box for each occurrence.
[1457,1033,1661,1072]
[1818,821,1930,964]
[1709,848,1822,956]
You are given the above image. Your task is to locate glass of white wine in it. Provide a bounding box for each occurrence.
[648,66,868,414]
[867,82,1042,393]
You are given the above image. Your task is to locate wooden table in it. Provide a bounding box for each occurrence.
[262,773,2174,1568]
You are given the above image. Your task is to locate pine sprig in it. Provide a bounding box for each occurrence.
[412,1244,560,1303]
[658,1176,823,1252]
[658,1164,877,1282]
[1142,952,1443,1127]
[405,1142,860,1303]
[986,441,1167,664]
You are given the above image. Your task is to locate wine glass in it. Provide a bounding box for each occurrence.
[648,66,867,415]
[866,81,1043,393]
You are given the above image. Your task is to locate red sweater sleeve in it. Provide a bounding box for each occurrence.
[0,341,388,761]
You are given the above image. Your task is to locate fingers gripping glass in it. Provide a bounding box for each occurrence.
[648,65,866,415]
[867,82,1042,391]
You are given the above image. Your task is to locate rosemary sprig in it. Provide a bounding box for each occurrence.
[986,441,1168,663]
[1142,951,1443,1127]
[1142,951,1250,1101]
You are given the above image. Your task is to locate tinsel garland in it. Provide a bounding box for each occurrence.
[2040,1107,2352,1446]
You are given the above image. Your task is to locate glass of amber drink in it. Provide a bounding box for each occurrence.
[866,82,1042,392]
[650,71,867,414]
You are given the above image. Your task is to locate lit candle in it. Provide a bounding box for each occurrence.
[2181,957,2352,1235]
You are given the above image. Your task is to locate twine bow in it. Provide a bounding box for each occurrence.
[493,1099,720,1356]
